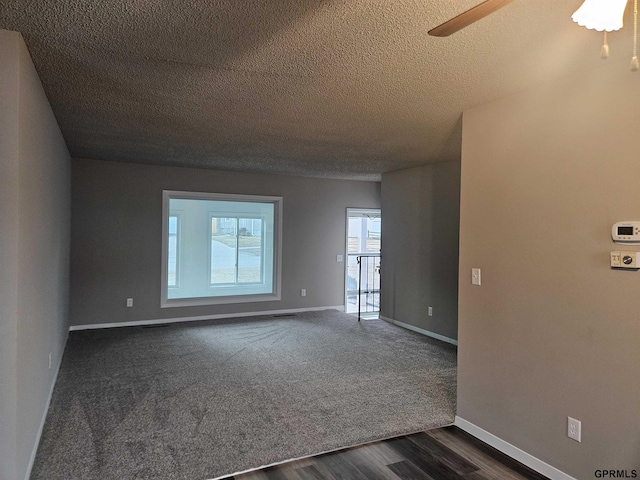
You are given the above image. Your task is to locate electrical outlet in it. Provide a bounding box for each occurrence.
[568,417,581,442]
[301,289,306,297]
[472,268,481,285]
[428,306,433,316]
[336,254,343,262]
[48,353,52,370]
[126,298,133,307]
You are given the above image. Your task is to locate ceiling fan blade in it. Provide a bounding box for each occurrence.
[428,0,515,37]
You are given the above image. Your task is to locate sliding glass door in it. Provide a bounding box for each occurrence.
[345,208,381,317]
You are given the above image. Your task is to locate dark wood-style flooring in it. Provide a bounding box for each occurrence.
[225,426,548,480]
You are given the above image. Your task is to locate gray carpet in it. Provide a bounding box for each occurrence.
[31,310,457,480]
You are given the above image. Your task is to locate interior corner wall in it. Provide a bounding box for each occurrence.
[458,66,640,479]
[0,30,71,480]
[380,160,461,340]
[70,159,380,327]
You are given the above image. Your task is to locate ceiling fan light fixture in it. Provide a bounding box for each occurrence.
[571,0,628,32]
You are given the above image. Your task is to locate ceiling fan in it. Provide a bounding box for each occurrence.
[428,0,514,37]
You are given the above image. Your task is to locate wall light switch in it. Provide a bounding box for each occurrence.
[337,255,343,262]
[610,251,622,267]
[428,306,433,316]
[471,268,481,286]
[126,298,133,307]
[301,289,306,297]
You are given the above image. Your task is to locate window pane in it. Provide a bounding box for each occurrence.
[366,218,381,252]
[211,217,237,284]
[168,216,178,287]
[238,218,263,283]
[348,218,361,253]
[348,216,381,254]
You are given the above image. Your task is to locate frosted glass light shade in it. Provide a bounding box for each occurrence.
[572,0,628,31]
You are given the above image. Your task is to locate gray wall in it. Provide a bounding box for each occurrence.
[0,30,71,480]
[71,159,380,326]
[380,160,460,340]
[0,29,21,480]
[458,66,640,478]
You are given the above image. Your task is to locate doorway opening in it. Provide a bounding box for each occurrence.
[345,208,381,319]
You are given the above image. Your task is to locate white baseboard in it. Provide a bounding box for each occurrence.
[454,417,577,480]
[24,333,68,480]
[70,305,346,331]
[379,315,458,345]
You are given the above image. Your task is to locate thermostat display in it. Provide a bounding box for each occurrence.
[611,221,640,244]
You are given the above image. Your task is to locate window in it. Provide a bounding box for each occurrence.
[161,191,282,307]
[210,217,264,285]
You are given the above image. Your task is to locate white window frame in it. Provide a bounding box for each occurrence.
[167,212,182,289]
[161,190,282,308]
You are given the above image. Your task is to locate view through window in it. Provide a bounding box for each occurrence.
[162,191,282,307]
[210,217,264,285]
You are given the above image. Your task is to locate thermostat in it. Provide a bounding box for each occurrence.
[611,221,640,244]
[611,251,640,269]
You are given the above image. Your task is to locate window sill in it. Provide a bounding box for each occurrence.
[161,292,281,308]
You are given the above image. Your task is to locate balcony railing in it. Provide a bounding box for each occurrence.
[346,253,381,321]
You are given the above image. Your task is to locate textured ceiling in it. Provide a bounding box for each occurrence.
[0,1,634,180]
